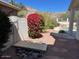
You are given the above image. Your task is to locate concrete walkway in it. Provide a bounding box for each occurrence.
[1,29,79,59]
[40,38,79,59]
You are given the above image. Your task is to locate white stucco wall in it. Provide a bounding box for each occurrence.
[9,16,29,42]
[18,18,28,41]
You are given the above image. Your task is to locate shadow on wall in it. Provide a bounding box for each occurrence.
[12,24,22,44]
[9,16,22,44]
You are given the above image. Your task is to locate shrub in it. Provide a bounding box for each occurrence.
[18,10,27,17]
[59,30,66,33]
[39,16,45,32]
[43,18,58,29]
[0,10,12,49]
[40,13,58,29]
[27,13,43,39]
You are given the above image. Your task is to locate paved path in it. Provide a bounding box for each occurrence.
[40,39,79,59]
[1,29,79,59]
[39,30,79,59]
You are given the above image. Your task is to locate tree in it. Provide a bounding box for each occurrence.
[17,10,28,17]
[9,0,15,5]
[16,3,24,8]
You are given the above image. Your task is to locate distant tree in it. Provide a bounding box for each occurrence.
[9,0,15,5]
[15,2,24,8]
[17,10,28,17]
[8,0,24,8]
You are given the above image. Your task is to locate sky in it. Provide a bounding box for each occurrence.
[15,0,71,12]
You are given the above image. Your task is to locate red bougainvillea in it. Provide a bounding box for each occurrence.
[27,13,42,39]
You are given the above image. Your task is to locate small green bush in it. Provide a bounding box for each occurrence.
[40,17,45,32]
[17,10,27,17]
[40,13,58,29]
[45,19,58,29]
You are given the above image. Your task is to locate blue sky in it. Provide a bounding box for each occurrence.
[15,0,71,12]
